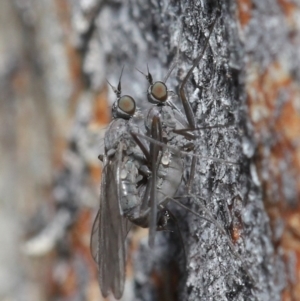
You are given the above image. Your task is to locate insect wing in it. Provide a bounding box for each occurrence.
[148,115,163,247]
[90,155,128,299]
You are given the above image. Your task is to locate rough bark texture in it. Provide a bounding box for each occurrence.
[1,0,300,300]
[237,1,300,299]
[79,0,276,300]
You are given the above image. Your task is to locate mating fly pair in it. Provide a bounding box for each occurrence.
[91,16,238,299]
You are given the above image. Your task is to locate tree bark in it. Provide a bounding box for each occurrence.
[70,0,300,299]
[1,0,299,300]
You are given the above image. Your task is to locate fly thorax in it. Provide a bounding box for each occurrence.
[127,121,146,161]
[144,106,161,133]
[161,106,176,129]
[104,119,128,152]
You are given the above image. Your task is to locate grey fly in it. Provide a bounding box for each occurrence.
[133,13,256,286]
[90,70,142,299]
[90,69,177,299]
[134,16,219,247]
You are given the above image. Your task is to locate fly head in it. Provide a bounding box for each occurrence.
[107,66,137,120]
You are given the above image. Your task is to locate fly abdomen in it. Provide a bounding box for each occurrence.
[156,151,184,205]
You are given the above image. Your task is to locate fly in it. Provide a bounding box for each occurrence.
[134,16,219,247]
[133,13,255,286]
[90,69,144,299]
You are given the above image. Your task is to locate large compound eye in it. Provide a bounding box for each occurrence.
[151,81,168,102]
[118,95,136,115]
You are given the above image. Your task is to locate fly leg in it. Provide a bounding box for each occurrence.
[132,132,239,166]
[156,206,187,268]
[178,17,218,131]
[148,114,163,247]
[129,131,152,213]
[129,118,163,247]
[132,113,164,248]
[176,17,218,192]
[165,193,256,286]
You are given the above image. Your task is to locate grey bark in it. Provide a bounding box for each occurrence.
[0,1,94,300]
[0,0,289,300]
[71,0,280,300]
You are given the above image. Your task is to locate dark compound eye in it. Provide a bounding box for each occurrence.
[118,95,136,115]
[151,81,168,102]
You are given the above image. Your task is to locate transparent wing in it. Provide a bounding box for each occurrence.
[90,209,100,262]
[148,115,162,247]
[90,154,128,299]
